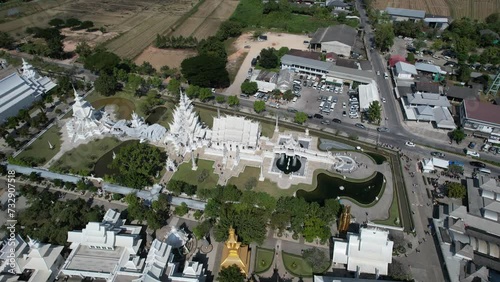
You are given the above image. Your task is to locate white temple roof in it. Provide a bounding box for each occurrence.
[212,115,260,147]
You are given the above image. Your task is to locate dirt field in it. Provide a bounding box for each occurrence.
[61,28,119,52]
[373,0,499,20]
[134,47,197,70]
[171,0,239,39]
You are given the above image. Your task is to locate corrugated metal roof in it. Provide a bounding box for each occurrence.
[310,24,357,46]
[415,62,442,73]
[281,54,334,71]
[395,61,417,75]
[385,7,425,19]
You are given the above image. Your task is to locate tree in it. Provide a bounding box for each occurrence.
[48,18,65,28]
[174,202,189,216]
[186,85,201,99]
[259,48,279,69]
[216,96,226,104]
[240,81,258,94]
[216,20,244,41]
[181,55,230,88]
[75,41,93,59]
[283,90,294,101]
[193,220,212,239]
[138,61,156,75]
[302,247,330,273]
[323,199,341,223]
[374,23,395,51]
[84,51,121,74]
[448,164,464,175]
[451,128,466,144]
[244,177,257,190]
[0,32,14,49]
[217,265,245,282]
[198,88,213,101]
[110,142,164,188]
[253,101,266,113]
[65,18,82,27]
[406,52,415,64]
[197,36,227,59]
[457,64,471,82]
[294,112,308,124]
[94,73,117,96]
[446,182,466,199]
[167,78,181,97]
[227,96,240,107]
[367,101,382,124]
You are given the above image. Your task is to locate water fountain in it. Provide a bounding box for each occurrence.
[276,154,301,174]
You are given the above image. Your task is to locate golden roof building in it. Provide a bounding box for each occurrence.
[220,227,251,275]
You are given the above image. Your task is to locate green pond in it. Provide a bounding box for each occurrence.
[146,107,168,124]
[365,152,387,165]
[92,140,139,177]
[296,172,385,205]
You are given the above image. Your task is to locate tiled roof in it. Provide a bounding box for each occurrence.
[463,100,500,125]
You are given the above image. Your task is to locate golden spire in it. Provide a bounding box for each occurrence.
[220,226,251,274]
[338,205,351,233]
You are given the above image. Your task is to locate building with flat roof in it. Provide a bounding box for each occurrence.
[415,62,445,74]
[332,227,393,277]
[459,100,500,138]
[309,25,358,57]
[385,7,425,21]
[212,115,261,150]
[0,59,56,123]
[59,209,145,281]
[400,92,456,129]
[446,86,478,102]
[0,235,64,282]
[358,83,379,112]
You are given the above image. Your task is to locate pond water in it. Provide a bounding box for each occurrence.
[92,140,139,178]
[276,154,302,174]
[91,97,135,120]
[365,152,387,165]
[146,107,168,124]
[296,172,384,205]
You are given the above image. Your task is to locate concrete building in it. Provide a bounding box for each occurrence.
[358,83,379,112]
[249,70,277,93]
[423,15,450,30]
[0,235,64,282]
[276,68,294,92]
[393,61,417,80]
[400,91,456,129]
[460,100,500,138]
[309,25,357,57]
[433,176,500,281]
[0,59,56,123]
[59,209,145,281]
[332,227,393,277]
[446,85,479,102]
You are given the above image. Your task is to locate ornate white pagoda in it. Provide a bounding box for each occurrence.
[111,112,167,143]
[66,89,113,142]
[164,93,210,154]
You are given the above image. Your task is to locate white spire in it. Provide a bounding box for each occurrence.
[21,58,37,80]
[27,236,40,249]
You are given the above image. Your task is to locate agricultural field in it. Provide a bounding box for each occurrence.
[0,0,199,58]
[373,0,499,20]
[134,47,197,70]
[171,0,239,40]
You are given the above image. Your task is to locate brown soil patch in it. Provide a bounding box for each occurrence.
[61,28,119,52]
[134,46,197,70]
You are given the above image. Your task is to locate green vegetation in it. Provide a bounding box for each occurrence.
[450,128,466,144]
[282,251,313,277]
[373,193,401,227]
[302,247,330,273]
[367,101,382,125]
[181,55,230,88]
[254,247,274,273]
[227,95,240,107]
[171,160,219,190]
[374,23,395,51]
[218,265,245,282]
[15,125,62,166]
[294,112,308,124]
[253,100,266,113]
[50,137,121,175]
[446,182,466,199]
[241,81,259,95]
[125,193,170,230]
[110,143,165,188]
[231,0,351,33]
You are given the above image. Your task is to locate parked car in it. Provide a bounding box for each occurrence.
[466,150,480,158]
[405,141,416,147]
[321,120,331,125]
[355,123,366,129]
[381,98,386,103]
[332,118,342,123]
[314,114,324,119]
[287,108,298,113]
[470,161,486,168]
[342,111,347,116]
[468,142,476,149]
[430,151,445,158]
[377,127,389,132]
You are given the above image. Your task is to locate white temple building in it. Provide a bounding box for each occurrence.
[0,235,64,282]
[59,209,145,281]
[0,59,57,122]
[332,227,394,278]
[164,93,210,154]
[211,115,260,150]
[66,90,167,143]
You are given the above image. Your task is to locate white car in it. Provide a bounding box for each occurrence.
[467,150,480,158]
[382,98,386,103]
[342,102,346,108]
[377,71,380,76]
[405,141,416,147]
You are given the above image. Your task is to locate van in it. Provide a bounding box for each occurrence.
[292,97,298,103]
[269,102,280,109]
[319,101,325,109]
[327,96,333,102]
[313,82,319,89]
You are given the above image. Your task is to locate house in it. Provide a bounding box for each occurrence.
[400,91,456,129]
[0,235,64,282]
[385,7,425,22]
[423,15,450,30]
[276,69,294,92]
[413,81,441,94]
[332,227,393,277]
[249,70,278,93]
[326,0,350,11]
[0,59,57,123]
[287,49,322,61]
[358,83,379,112]
[335,58,358,69]
[445,85,478,102]
[394,61,417,79]
[309,25,357,57]
[460,100,500,138]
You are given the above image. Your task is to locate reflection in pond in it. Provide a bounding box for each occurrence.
[92,140,139,177]
[296,172,384,205]
[146,107,168,124]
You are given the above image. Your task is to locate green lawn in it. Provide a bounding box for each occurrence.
[50,137,122,175]
[196,108,217,128]
[372,192,401,227]
[281,251,313,277]
[171,159,219,190]
[254,247,275,273]
[16,125,62,166]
